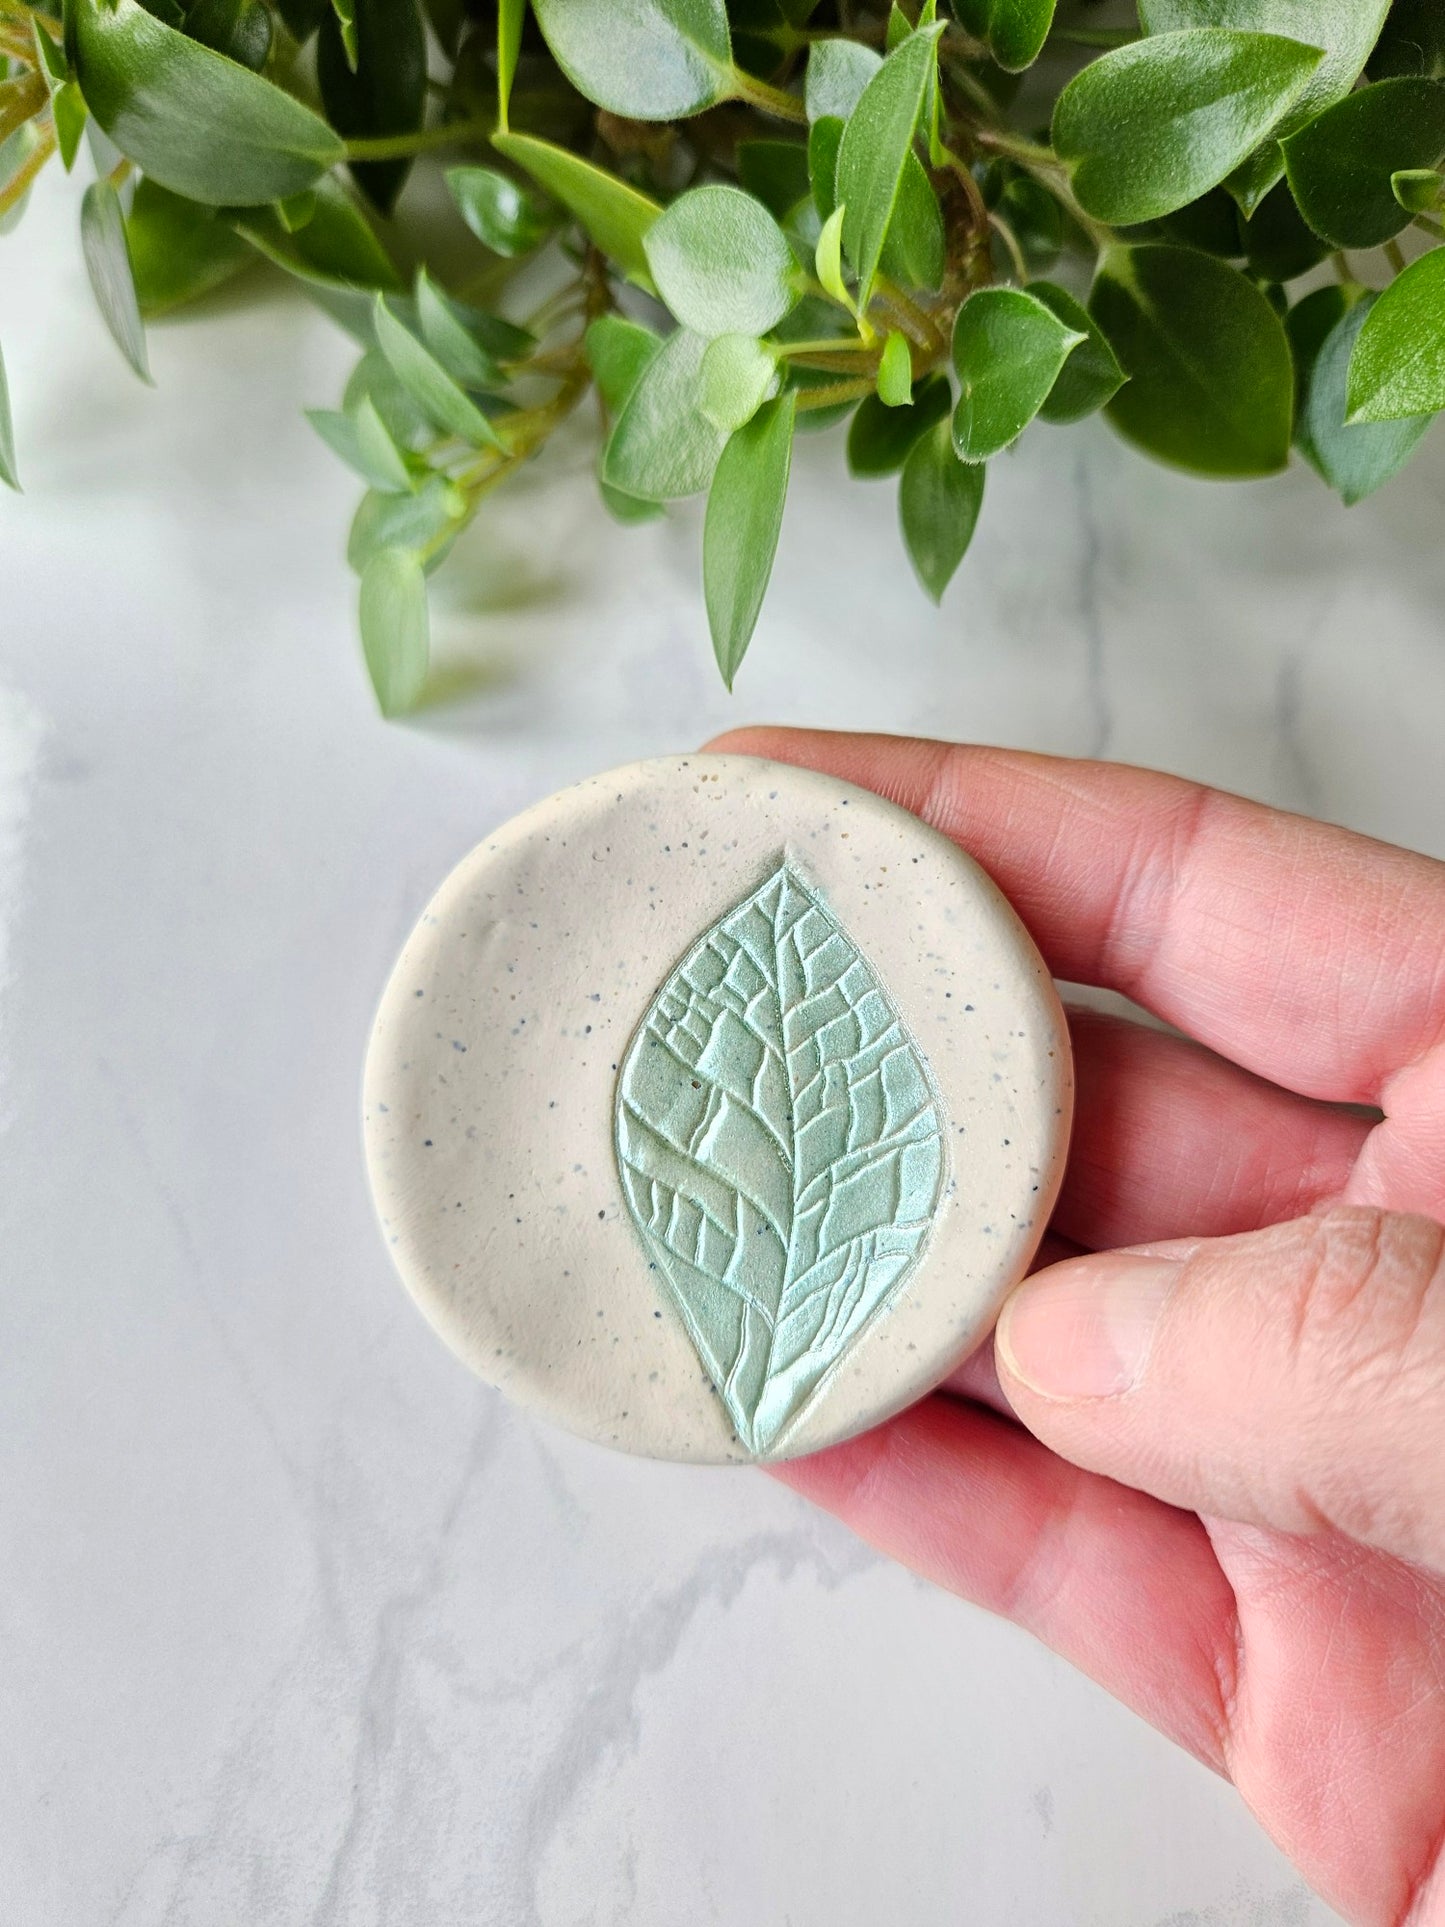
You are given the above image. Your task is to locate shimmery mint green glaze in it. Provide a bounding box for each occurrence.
[615,859,945,1458]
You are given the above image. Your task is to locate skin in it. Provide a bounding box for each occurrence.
[706,726,1445,1927]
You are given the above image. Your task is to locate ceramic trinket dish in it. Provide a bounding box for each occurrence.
[362,755,1072,1464]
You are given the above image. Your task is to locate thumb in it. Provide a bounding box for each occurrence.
[995,1206,1445,1570]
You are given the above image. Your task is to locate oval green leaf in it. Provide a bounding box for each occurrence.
[585,313,661,413]
[899,416,985,603]
[1030,280,1126,423]
[602,325,729,500]
[984,0,1057,73]
[1300,294,1433,503]
[1345,246,1445,422]
[446,164,558,256]
[492,131,660,286]
[847,371,950,477]
[951,286,1084,461]
[125,177,253,314]
[359,546,429,717]
[703,390,796,687]
[1053,28,1324,225]
[532,0,731,119]
[70,0,343,205]
[644,184,797,338]
[804,39,880,121]
[1281,77,1445,248]
[1090,242,1294,475]
[699,332,779,431]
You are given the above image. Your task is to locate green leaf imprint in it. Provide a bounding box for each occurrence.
[614,859,947,1457]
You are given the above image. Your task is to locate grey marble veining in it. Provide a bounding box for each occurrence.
[4,165,1442,1925]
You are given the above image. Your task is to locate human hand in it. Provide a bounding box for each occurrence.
[707,727,1445,1927]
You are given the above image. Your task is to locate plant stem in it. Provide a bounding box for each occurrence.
[729,67,807,124]
[1383,236,1408,275]
[988,209,1027,282]
[775,336,873,359]
[343,115,493,161]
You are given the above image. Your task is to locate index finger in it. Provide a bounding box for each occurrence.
[704,727,1445,1107]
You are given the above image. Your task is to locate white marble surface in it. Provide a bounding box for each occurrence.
[3,166,1444,1927]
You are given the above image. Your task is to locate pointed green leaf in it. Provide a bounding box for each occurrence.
[804,38,880,121]
[1091,242,1293,475]
[876,329,912,406]
[359,547,429,716]
[50,82,88,170]
[807,114,843,219]
[615,856,945,1454]
[1053,29,1324,225]
[950,287,1083,461]
[230,174,400,290]
[497,0,525,128]
[699,331,779,431]
[331,0,358,68]
[348,473,465,573]
[602,325,728,500]
[1345,247,1445,422]
[372,294,505,447]
[31,17,70,86]
[308,395,415,491]
[899,416,984,601]
[1140,0,1393,212]
[585,313,661,413]
[837,23,943,302]
[703,391,795,686]
[80,179,150,383]
[736,139,812,221]
[414,270,502,388]
[69,0,344,204]
[879,151,944,290]
[532,0,731,119]
[644,184,798,337]
[1030,280,1126,423]
[0,340,18,491]
[317,0,425,216]
[813,202,850,309]
[1238,176,1327,280]
[126,177,253,314]
[847,371,949,476]
[1281,78,1445,248]
[492,131,661,285]
[446,164,558,256]
[1300,294,1432,502]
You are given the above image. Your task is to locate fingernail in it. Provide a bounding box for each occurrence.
[997,1254,1180,1399]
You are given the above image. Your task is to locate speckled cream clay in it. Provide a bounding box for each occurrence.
[362,755,1073,1464]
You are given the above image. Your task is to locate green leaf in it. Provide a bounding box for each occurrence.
[80,179,151,383]
[69,0,343,205]
[331,0,358,66]
[1030,280,1126,422]
[614,855,944,1452]
[230,175,400,290]
[703,391,796,687]
[736,139,811,220]
[585,313,661,412]
[837,23,942,303]
[372,294,506,446]
[879,151,944,290]
[1285,281,1356,417]
[698,331,779,431]
[804,38,879,121]
[187,0,273,70]
[813,201,850,309]
[308,395,415,491]
[1370,0,1445,81]
[0,72,46,150]
[1300,293,1432,502]
[1393,167,1445,214]
[846,370,949,475]
[531,0,731,119]
[497,0,525,129]
[1281,78,1445,248]
[1239,176,1327,279]
[125,177,253,314]
[1091,242,1294,475]
[1155,183,1246,255]
[644,184,797,337]
[30,19,88,168]
[348,473,464,573]
[48,81,87,169]
[446,164,558,256]
[1053,29,1324,225]
[359,547,429,717]
[317,0,425,215]
[898,416,984,602]
[1345,246,1445,422]
[603,325,728,499]
[980,0,1057,74]
[492,130,661,285]
[950,286,1083,461]
[0,340,18,491]
[877,328,912,406]
[414,270,502,389]
[599,475,663,523]
[807,113,843,218]
[1140,0,1393,212]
